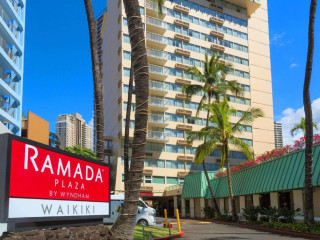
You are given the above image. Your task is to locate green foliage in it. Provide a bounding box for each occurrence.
[202,206,215,219]
[217,214,233,222]
[279,207,301,223]
[259,222,320,235]
[49,132,60,148]
[242,206,260,221]
[65,145,96,160]
[260,207,280,223]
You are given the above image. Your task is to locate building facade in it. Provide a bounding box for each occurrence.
[56,113,92,150]
[102,0,274,198]
[22,111,49,145]
[0,0,26,135]
[274,121,283,149]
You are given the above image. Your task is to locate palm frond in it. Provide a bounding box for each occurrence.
[194,139,219,165]
[230,136,253,161]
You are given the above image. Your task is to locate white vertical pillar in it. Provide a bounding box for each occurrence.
[228,198,232,212]
[200,198,206,218]
[239,196,245,213]
[190,198,195,218]
[253,194,260,207]
[181,198,186,217]
[270,192,279,208]
[293,190,304,215]
[174,196,178,217]
[219,198,224,213]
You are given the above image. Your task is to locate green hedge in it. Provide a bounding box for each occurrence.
[259,222,320,235]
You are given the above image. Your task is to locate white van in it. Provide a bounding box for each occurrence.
[104,195,156,226]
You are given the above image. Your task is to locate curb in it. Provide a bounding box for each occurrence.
[154,232,185,240]
[182,217,320,239]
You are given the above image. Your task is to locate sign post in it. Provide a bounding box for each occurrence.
[0,133,110,233]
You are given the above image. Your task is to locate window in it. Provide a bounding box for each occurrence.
[145,159,165,168]
[166,144,184,153]
[166,160,185,169]
[123,51,131,60]
[178,178,185,185]
[167,177,178,185]
[145,175,152,183]
[153,176,165,184]
[123,68,130,76]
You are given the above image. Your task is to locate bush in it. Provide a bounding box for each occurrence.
[258,222,320,235]
[242,206,260,221]
[202,206,215,219]
[278,207,300,223]
[218,214,233,222]
[260,207,280,223]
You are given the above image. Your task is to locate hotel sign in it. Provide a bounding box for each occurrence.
[0,134,110,230]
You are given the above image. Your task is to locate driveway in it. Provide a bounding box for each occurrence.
[156,218,314,240]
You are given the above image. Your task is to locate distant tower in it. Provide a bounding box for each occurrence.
[56,113,92,149]
[274,122,283,149]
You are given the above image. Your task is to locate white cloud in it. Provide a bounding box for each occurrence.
[270,32,286,45]
[289,63,298,69]
[278,98,320,146]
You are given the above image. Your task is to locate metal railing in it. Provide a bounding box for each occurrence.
[0,5,20,41]
[0,98,15,118]
[150,80,168,92]
[149,97,169,108]
[147,48,167,60]
[146,16,166,29]
[149,113,169,124]
[0,67,17,92]
[149,64,169,76]
[148,130,169,141]
[147,32,168,45]
[0,34,19,65]
[8,0,21,17]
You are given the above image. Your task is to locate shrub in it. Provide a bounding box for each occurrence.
[242,206,260,222]
[202,206,215,219]
[278,207,300,223]
[260,207,280,223]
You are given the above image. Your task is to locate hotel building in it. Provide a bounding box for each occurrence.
[101,0,275,199]
[274,121,283,149]
[0,0,26,135]
[56,113,92,150]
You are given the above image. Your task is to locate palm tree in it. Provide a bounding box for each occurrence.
[49,132,60,148]
[111,0,164,238]
[83,0,104,161]
[183,54,243,218]
[303,0,318,225]
[188,99,264,221]
[290,117,318,136]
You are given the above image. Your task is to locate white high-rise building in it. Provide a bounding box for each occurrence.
[56,113,92,150]
[274,121,283,149]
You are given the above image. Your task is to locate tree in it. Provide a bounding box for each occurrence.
[188,98,264,221]
[83,0,104,161]
[49,132,60,148]
[65,145,96,160]
[303,0,318,225]
[183,54,243,218]
[111,0,163,238]
[290,117,318,136]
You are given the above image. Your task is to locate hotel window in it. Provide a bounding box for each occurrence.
[167,177,178,185]
[152,176,165,184]
[166,160,185,169]
[145,175,152,184]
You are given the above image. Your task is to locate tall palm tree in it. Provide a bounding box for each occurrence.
[83,0,104,161]
[184,54,243,218]
[290,117,318,137]
[303,0,318,225]
[111,0,164,238]
[188,99,264,221]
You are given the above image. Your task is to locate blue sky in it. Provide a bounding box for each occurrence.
[23,0,320,143]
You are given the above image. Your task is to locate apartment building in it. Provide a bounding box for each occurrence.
[102,0,275,199]
[56,113,92,150]
[0,0,26,135]
[274,121,283,149]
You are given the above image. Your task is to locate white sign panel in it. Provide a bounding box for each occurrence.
[9,198,109,218]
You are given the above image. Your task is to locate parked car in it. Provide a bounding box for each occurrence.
[104,195,156,226]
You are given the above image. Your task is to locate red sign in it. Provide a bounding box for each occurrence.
[9,140,109,202]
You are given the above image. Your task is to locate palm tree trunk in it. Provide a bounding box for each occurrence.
[111,0,149,238]
[303,0,317,225]
[84,0,104,161]
[203,95,221,218]
[225,144,237,221]
[124,62,134,191]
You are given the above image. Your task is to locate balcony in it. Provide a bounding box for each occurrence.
[146,16,166,34]
[176,124,192,131]
[146,1,166,19]
[210,3,223,12]
[177,171,189,178]
[210,30,224,39]
[147,48,167,65]
[0,34,19,66]
[141,186,153,192]
[143,169,153,175]
[209,17,224,25]
[175,78,191,85]
[176,108,192,116]
[0,98,16,119]
[176,93,191,101]
[177,155,194,162]
[174,19,189,28]
[148,113,169,127]
[147,130,169,143]
[211,44,225,52]
[0,5,20,42]
[177,140,191,146]
[149,80,168,96]
[173,5,189,14]
[174,34,190,43]
[149,64,168,81]
[174,48,190,57]
[0,67,17,93]
[8,0,22,18]
[146,32,167,50]
[175,63,190,71]
[149,97,169,111]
